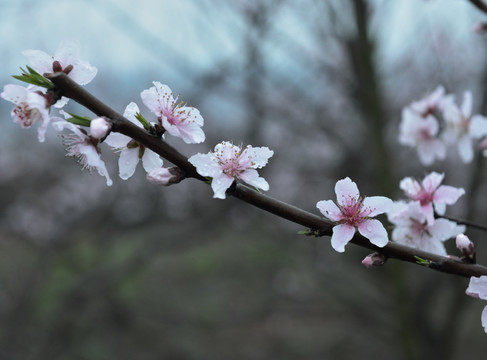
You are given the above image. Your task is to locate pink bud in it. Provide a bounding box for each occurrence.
[90,117,111,139]
[361,253,387,268]
[146,167,184,186]
[456,234,475,261]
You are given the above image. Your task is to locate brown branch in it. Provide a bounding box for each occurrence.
[48,72,487,279]
[469,0,487,15]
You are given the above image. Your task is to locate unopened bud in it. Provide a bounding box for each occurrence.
[90,117,111,139]
[456,234,476,262]
[361,252,387,268]
[147,167,184,186]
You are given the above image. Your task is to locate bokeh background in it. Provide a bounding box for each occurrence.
[1,0,487,359]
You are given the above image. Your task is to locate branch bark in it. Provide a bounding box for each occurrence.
[48,72,487,279]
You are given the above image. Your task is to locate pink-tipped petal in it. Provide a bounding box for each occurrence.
[335,177,360,206]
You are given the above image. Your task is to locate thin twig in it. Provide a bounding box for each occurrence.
[48,72,487,279]
[437,214,487,232]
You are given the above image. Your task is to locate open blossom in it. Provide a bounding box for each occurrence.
[399,108,446,166]
[52,119,112,186]
[104,102,162,180]
[188,141,273,199]
[466,276,487,333]
[387,201,464,256]
[22,39,97,85]
[141,82,205,144]
[400,172,465,225]
[1,84,51,142]
[316,177,393,253]
[441,91,487,163]
[409,86,446,116]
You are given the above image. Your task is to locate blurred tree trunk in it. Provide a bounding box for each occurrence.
[346,0,393,197]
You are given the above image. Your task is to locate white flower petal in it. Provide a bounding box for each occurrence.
[241,146,274,168]
[316,200,342,222]
[457,134,473,163]
[362,196,393,217]
[188,153,222,177]
[141,150,163,173]
[211,174,235,199]
[330,223,356,253]
[357,219,389,248]
[123,102,142,126]
[466,276,487,300]
[22,49,53,75]
[434,185,465,205]
[118,148,140,180]
[239,169,269,190]
[104,132,130,148]
[470,115,487,138]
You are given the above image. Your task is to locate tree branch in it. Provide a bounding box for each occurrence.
[468,0,487,15]
[48,72,487,279]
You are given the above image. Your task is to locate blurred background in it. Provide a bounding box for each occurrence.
[1,0,487,359]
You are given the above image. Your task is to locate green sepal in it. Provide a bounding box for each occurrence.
[297,229,312,235]
[65,112,92,127]
[135,112,151,131]
[12,65,54,89]
[414,256,431,266]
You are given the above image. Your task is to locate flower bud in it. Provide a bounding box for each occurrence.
[361,252,387,268]
[456,234,475,262]
[147,167,184,186]
[90,117,111,139]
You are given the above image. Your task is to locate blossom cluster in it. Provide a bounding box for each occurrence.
[399,86,487,165]
[315,172,465,256]
[3,41,487,335]
[1,40,274,198]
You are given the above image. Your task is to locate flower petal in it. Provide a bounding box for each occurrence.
[118,148,140,180]
[330,223,355,253]
[434,185,465,205]
[141,149,163,174]
[362,196,393,217]
[316,200,342,222]
[241,146,274,168]
[466,276,487,300]
[188,153,222,177]
[211,174,235,199]
[335,177,359,206]
[239,169,269,190]
[357,219,389,248]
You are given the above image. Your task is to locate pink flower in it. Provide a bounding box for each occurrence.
[22,39,97,85]
[52,119,112,186]
[188,141,273,199]
[399,172,465,225]
[1,84,51,142]
[104,102,162,180]
[466,276,487,333]
[140,82,205,144]
[316,177,393,253]
[442,91,487,163]
[387,201,464,256]
[410,86,446,117]
[399,108,446,166]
